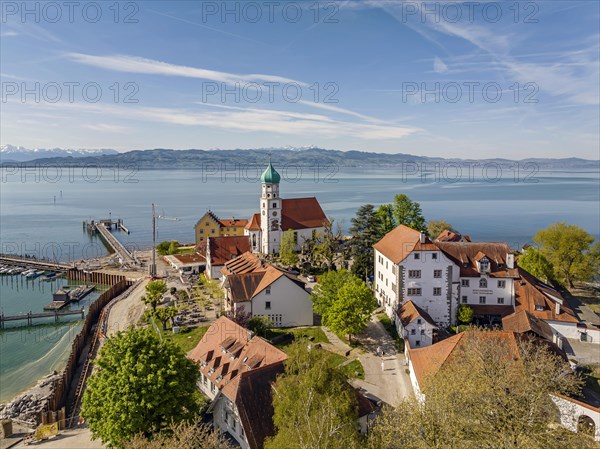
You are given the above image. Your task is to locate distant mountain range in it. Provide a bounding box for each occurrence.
[1,145,598,169]
[0,144,118,162]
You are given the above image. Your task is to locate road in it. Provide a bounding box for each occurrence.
[105,279,149,337]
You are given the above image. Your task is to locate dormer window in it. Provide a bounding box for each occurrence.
[535,305,545,311]
[479,278,487,288]
[209,368,215,374]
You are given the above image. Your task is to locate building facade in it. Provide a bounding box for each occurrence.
[195,211,248,246]
[245,161,328,255]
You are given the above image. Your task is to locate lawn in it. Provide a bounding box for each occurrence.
[270,326,329,344]
[323,351,365,380]
[377,312,405,352]
[153,320,209,353]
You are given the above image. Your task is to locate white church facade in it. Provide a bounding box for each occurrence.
[245,161,328,255]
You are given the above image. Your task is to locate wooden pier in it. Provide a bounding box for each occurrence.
[0,255,71,271]
[0,309,85,328]
[84,219,135,266]
[44,285,95,310]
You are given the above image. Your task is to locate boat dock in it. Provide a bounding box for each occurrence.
[84,219,136,266]
[0,255,71,272]
[44,285,95,310]
[1,308,85,328]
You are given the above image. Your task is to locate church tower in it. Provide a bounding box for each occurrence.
[260,160,282,254]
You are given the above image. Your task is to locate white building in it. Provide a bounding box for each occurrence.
[245,161,328,255]
[397,300,438,348]
[221,252,313,327]
[163,253,206,276]
[374,225,519,328]
[189,316,288,449]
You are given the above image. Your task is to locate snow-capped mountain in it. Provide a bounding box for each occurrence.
[0,144,119,162]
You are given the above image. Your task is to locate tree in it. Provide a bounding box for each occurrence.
[326,277,378,342]
[82,328,200,447]
[310,270,354,318]
[534,222,598,288]
[225,307,252,327]
[142,280,168,312]
[280,229,299,266]
[124,420,232,449]
[376,204,396,236]
[314,218,343,271]
[427,220,455,239]
[457,304,473,325]
[167,240,179,255]
[156,241,171,256]
[367,331,594,449]
[392,194,427,233]
[247,315,272,337]
[349,204,382,279]
[518,247,556,284]
[265,342,361,449]
[154,306,177,330]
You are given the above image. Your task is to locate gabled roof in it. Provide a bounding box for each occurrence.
[397,300,438,327]
[514,268,579,323]
[502,310,555,342]
[222,251,265,276]
[235,363,285,449]
[281,198,328,230]
[245,213,261,231]
[225,265,305,303]
[408,331,521,387]
[373,225,424,264]
[207,236,252,266]
[434,241,518,278]
[195,210,221,228]
[218,217,249,228]
[188,317,287,401]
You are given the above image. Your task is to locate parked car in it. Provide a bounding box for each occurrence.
[306,275,315,282]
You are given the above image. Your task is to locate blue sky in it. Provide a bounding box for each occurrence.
[1,1,598,158]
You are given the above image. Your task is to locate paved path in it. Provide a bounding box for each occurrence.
[106,279,149,337]
[11,428,104,449]
[321,317,413,406]
[352,317,414,406]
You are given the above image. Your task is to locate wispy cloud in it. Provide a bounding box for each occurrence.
[81,123,129,133]
[433,57,448,74]
[30,101,419,141]
[66,53,307,86]
[1,31,18,37]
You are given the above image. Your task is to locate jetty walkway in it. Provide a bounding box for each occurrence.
[0,309,85,328]
[0,255,71,271]
[93,222,136,266]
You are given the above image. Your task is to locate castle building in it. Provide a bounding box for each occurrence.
[245,161,328,255]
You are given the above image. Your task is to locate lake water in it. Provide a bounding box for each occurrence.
[0,275,105,402]
[0,166,598,401]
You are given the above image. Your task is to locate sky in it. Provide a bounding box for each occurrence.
[1,0,599,159]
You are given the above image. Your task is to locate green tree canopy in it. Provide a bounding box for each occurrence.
[518,247,556,284]
[313,218,343,271]
[349,204,383,279]
[154,306,177,330]
[310,269,354,318]
[326,277,378,341]
[427,220,455,239]
[457,304,474,325]
[280,229,299,266]
[143,280,168,312]
[247,315,272,337]
[376,204,397,236]
[82,328,200,447]
[533,222,598,288]
[368,331,592,449]
[265,342,361,449]
[392,194,427,233]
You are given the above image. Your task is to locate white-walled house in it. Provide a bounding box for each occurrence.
[221,252,313,327]
[373,225,459,327]
[397,300,438,348]
[189,317,287,449]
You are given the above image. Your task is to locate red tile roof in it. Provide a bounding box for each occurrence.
[514,268,579,323]
[281,198,328,230]
[208,236,251,266]
[408,331,521,387]
[469,305,514,317]
[225,265,305,303]
[373,225,424,263]
[188,317,287,401]
[222,251,265,276]
[436,230,471,242]
[502,310,555,342]
[434,241,518,278]
[218,217,249,228]
[397,300,438,327]
[170,252,206,264]
[245,213,261,231]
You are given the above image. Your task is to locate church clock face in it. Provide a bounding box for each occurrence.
[272,211,277,217]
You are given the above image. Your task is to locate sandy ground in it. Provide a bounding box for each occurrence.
[105,279,149,337]
[10,428,105,449]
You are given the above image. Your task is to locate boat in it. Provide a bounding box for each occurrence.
[22,269,35,277]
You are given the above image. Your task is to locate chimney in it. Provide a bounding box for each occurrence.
[248,330,255,340]
[555,302,561,315]
[420,232,426,244]
[506,253,514,269]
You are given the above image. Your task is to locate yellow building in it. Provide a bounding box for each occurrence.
[194,211,248,245]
